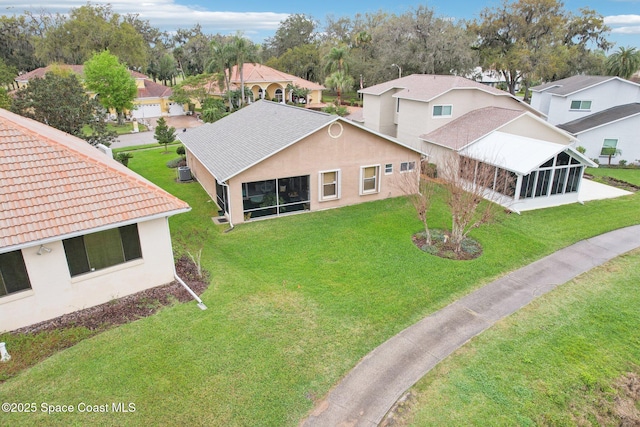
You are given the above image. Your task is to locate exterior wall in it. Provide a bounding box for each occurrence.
[361,92,398,137]
[0,218,177,332]
[396,90,530,151]
[186,151,220,207]
[574,115,640,165]
[546,80,640,125]
[224,122,420,224]
[500,115,574,146]
[530,90,553,115]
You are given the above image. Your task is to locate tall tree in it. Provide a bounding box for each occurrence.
[324,70,354,105]
[10,71,115,145]
[471,0,611,99]
[231,34,259,107]
[264,14,317,59]
[83,51,138,125]
[265,44,322,82]
[207,39,237,110]
[172,25,213,76]
[323,45,351,74]
[606,47,640,79]
[0,15,42,73]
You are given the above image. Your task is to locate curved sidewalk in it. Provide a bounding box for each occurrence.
[302,225,640,427]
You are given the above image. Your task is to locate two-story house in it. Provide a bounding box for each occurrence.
[355,74,597,212]
[531,76,640,165]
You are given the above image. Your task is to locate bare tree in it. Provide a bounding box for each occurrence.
[439,152,513,254]
[395,163,437,246]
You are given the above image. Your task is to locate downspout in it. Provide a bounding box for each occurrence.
[220,181,234,230]
[166,217,208,310]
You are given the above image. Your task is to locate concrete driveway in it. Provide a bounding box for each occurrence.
[111,115,204,149]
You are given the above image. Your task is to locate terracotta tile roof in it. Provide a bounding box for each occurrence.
[15,65,148,83]
[420,107,526,150]
[228,63,325,91]
[0,109,189,250]
[138,79,173,98]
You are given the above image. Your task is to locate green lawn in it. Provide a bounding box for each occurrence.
[399,248,640,426]
[1,149,639,426]
[587,166,640,186]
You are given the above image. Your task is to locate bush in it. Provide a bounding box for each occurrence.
[166,157,186,168]
[618,159,627,167]
[176,146,185,156]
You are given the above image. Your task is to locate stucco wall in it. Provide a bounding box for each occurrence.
[0,218,177,332]
[573,115,640,165]
[186,151,220,208]
[500,115,574,146]
[224,121,420,224]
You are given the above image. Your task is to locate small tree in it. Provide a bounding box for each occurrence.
[154,117,176,153]
[440,152,512,254]
[395,165,437,245]
[200,98,227,123]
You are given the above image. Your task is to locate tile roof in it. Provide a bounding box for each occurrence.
[0,109,189,250]
[179,100,338,182]
[557,103,640,134]
[137,79,173,98]
[228,63,325,91]
[529,75,633,96]
[16,65,148,83]
[420,107,527,150]
[359,74,513,101]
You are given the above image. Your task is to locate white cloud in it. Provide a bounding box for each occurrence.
[604,14,640,25]
[0,1,289,35]
[610,26,640,34]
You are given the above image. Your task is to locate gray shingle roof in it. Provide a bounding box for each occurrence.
[178,101,337,182]
[530,75,618,95]
[557,103,640,134]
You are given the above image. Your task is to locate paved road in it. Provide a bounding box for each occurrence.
[302,224,640,427]
[111,115,203,149]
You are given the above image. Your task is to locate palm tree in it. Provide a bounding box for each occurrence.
[231,33,259,107]
[207,41,236,110]
[606,47,640,79]
[323,45,350,75]
[324,70,354,106]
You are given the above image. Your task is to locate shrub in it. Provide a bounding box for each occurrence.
[176,146,185,156]
[115,152,133,167]
[618,159,627,167]
[166,157,186,168]
[576,146,587,154]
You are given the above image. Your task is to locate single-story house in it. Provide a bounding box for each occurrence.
[179,100,422,225]
[0,109,190,332]
[14,65,185,119]
[420,107,598,212]
[557,103,640,166]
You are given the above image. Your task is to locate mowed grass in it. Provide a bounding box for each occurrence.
[399,249,640,426]
[587,166,640,186]
[1,148,639,426]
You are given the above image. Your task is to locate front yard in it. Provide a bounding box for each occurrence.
[1,148,639,426]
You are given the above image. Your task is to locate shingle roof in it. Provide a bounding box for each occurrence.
[420,107,527,150]
[359,74,513,101]
[0,109,189,250]
[179,101,338,181]
[529,75,629,96]
[557,103,640,134]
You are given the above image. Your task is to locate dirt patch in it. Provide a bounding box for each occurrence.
[615,372,640,426]
[13,256,209,334]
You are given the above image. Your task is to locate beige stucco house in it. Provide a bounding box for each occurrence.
[355,74,597,212]
[0,109,190,332]
[15,65,185,119]
[179,100,421,225]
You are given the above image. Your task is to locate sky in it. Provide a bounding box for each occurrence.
[1,0,638,49]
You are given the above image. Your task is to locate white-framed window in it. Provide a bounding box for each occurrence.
[385,163,393,174]
[432,105,452,117]
[400,161,416,172]
[360,165,380,195]
[319,170,340,201]
[570,100,592,110]
[600,138,619,157]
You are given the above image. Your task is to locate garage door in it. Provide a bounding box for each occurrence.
[132,104,162,119]
[169,103,185,116]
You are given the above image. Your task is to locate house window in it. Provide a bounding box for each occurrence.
[320,170,340,201]
[242,176,310,219]
[570,100,592,110]
[433,105,452,117]
[63,224,142,277]
[0,250,31,297]
[600,138,618,156]
[275,88,283,103]
[400,161,416,172]
[385,164,393,174]
[361,165,380,195]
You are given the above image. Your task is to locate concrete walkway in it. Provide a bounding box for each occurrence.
[302,224,640,427]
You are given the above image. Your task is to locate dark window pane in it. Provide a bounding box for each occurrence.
[120,224,142,261]
[63,236,90,276]
[85,228,125,271]
[535,170,552,197]
[541,158,554,168]
[0,250,31,295]
[556,152,570,166]
[520,171,537,199]
[551,168,568,195]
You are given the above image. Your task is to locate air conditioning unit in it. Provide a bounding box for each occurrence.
[178,166,192,182]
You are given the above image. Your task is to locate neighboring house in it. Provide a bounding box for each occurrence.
[355,74,541,152]
[204,63,325,108]
[0,108,190,332]
[467,67,520,92]
[530,75,640,125]
[421,106,597,212]
[14,65,185,119]
[179,100,421,225]
[558,103,640,165]
[355,74,597,211]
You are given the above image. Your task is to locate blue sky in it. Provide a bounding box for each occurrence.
[1,0,638,49]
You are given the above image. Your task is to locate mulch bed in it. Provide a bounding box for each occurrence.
[13,256,209,334]
[412,229,483,261]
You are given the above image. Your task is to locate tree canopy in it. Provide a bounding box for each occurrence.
[606,47,640,79]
